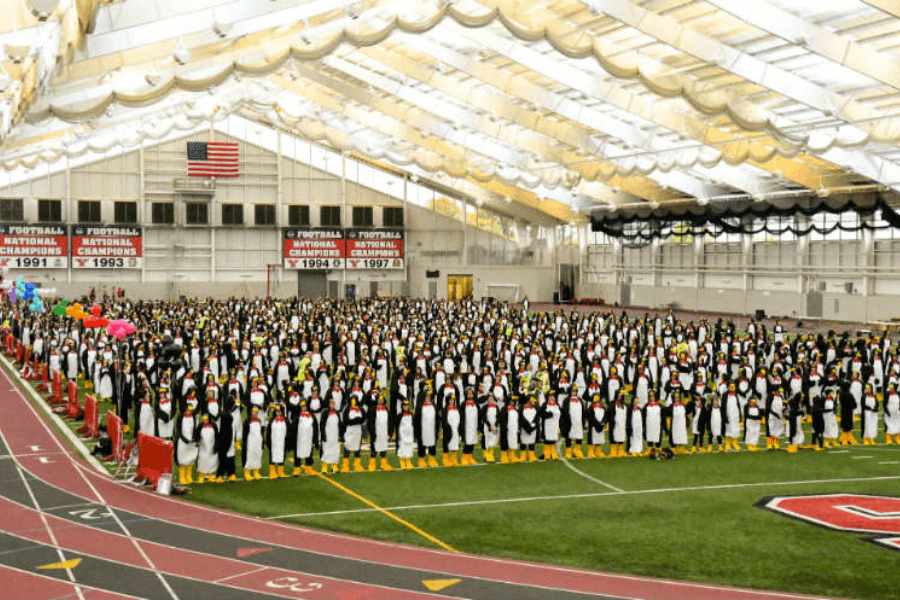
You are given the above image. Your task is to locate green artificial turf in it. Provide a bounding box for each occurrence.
[186,444,900,600]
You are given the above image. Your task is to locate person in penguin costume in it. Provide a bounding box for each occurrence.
[643,391,664,458]
[367,393,393,471]
[743,396,763,451]
[687,393,708,453]
[838,382,859,446]
[722,382,742,452]
[538,392,561,461]
[885,383,900,444]
[395,400,416,470]
[560,392,585,459]
[292,400,319,476]
[517,396,539,462]
[668,392,689,454]
[319,397,342,474]
[480,396,500,462]
[625,396,644,457]
[810,393,827,450]
[499,394,520,464]
[765,387,786,450]
[785,392,807,453]
[155,389,175,441]
[266,404,289,479]
[241,406,265,481]
[414,389,440,467]
[135,382,156,438]
[609,392,628,457]
[442,396,462,466]
[195,414,219,483]
[707,394,725,452]
[860,383,879,445]
[215,392,238,481]
[340,396,366,473]
[585,394,607,458]
[459,389,481,465]
[175,405,199,485]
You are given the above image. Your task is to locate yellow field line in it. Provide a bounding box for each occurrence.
[314,472,459,553]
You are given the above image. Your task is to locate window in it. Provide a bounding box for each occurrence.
[151,202,174,224]
[352,206,373,227]
[0,199,23,222]
[77,200,101,223]
[222,203,243,225]
[114,201,137,224]
[255,204,276,226]
[38,199,62,223]
[383,206,404,227]
[320,205,341,227]
[288,205,310,227]
[186,202,209,225]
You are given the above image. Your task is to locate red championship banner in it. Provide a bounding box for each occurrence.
[136,433,174,489]
[106,411,125,463]
[283,229,345,269]
[76,395,99,438]
[71,226,142,269]
[0,225,67,269]
[345,230,404,269]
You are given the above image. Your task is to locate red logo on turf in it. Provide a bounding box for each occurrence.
[758,494,900,552]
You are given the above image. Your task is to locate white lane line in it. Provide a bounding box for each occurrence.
[0,428,86,600]
[213,565,269,584]
[0,361,182,600]
[851,456,873,460]
[556,441,625,494]
[268,474,900,520]
[878,461,899,465]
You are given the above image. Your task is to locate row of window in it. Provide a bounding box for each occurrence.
[0,199,404,228]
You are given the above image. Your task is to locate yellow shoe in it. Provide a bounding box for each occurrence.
[573,445,585,459]
[509,450,521,463]
[321,464,329,474]
[380,458,393,471]
[887,436,894,445]
[773,440,780,449]
[178,466,187,485]
[227,475,236,482]
[484,448,495,462]
[766,439,773,450]
[748,445,759,452]
[331,464,339,473]
[519,450,528,462]
[469,454,478,465]
[304,466,316,476]
[214,476,224,483]
[418,457,428,468]
[594,446,606,458]
[244,470,254,481]
[705,444,712,453]
[427,455,439,467]
[814,445,824,451]
[500,451,509,464]
[197,473,206,484]
[253,469,262,480]
[293,467,302,476]
[186,466,194,484]
[786,445,798,454]
[550,445,560,460]
[269,466,279,479]
[565,447,573,459]
[542,446,551,460]
[368,459,378,472]
[123,425,131,434]
[442,454,453,467]
[278,466,289,478]
[235,441,241,451]
[586,445,595,458]
[718,444,725,453]
[340,458,350,474]
[451,453,460,466]
[528,450,538,462]
[849,435,859,445]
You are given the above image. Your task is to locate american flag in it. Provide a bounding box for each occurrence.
[186,142,239,178]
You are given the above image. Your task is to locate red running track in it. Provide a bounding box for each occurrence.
[0,365,837,600]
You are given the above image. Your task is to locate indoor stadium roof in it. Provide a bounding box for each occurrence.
[2,0,900,224]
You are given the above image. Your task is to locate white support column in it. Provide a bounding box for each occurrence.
[796,214,810,315]
[860,213,875,323]
[741,218,752,315]
[139,142,146,285]
[65,157,71,286]
[694,230,703,312]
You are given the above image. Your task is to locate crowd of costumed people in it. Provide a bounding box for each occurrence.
[2,295,899,484]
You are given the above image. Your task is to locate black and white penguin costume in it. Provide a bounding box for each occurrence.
[860,388,879,444]
[561,394,585,457]
[885,386,900,444]
[669,396,689,453]
[766,391,785,449]
[480,399,500,462]
[643,398,663,455]
[609,397,628,457]
[743,399,763,450]
[136,389,155,438]
[539,395,561,460]
[626,400,644,456]
[319,403,342,473]
[414,393,439,467]
[175,409,199,484]
[499,400,520,464]
[586,397,607,457]
[266,408,289,479]
[460,394,481,465]
[196,416,219,483]
[442,399,461,466]
[155,393,175,440]
[395,404,416,470]
[293,403,319,476]
[215,399,237,481]
[241,408,265,480]
[367,399,393,471]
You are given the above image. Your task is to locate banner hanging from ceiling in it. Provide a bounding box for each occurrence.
[71,226,143,269]
[0,225,68,269]
[282,229,345,270]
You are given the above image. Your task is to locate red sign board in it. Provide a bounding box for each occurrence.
[345,230,404,270]
[283,229,344,270]
[72,226,142,269]
[0,225,67,269]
